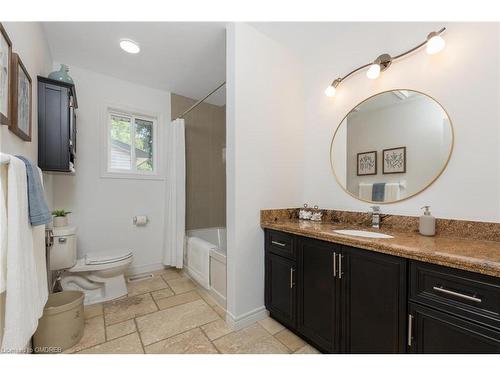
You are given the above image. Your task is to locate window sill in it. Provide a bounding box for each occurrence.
[100,171,165,181]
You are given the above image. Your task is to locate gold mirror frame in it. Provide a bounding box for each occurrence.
[329,89,455,204]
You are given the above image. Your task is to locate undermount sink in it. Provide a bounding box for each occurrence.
[333,229,394,239]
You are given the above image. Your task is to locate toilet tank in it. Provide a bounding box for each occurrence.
[50,226,77,270]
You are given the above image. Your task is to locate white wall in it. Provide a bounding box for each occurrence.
[226,23,304,326]
[51,65,170,274]
[300,22,500,222]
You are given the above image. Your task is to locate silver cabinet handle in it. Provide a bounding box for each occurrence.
[289,268,295,289]
[338,253,342,279]
[271,240,286,247]
[407,314,413,347]
[58,237,67,243]
[333,252,337,278]
[432,286,482,303]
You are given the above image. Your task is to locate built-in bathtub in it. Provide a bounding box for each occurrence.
[185,227,226,307]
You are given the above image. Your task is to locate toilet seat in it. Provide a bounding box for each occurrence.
[85,251,133,265]
[69,251,133,272]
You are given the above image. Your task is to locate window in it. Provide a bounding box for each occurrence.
[106,109,158,177]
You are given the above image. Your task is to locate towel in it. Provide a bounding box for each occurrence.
[16,155,52,226]
[358,183,373,201]
[0,162,7,294]
[372,183,386,202]
[384,183,400,201]
[1,156,48,352]
[14,155,52,226]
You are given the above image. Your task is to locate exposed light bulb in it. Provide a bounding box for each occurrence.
[426,35,445,55]
[366,64,381,80]
[325,85,336,97]
[120,39,141,54]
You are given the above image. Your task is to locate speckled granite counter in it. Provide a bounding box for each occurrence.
[261,209,500,278]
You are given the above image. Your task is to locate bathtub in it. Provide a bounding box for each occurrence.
[185,227,226,307]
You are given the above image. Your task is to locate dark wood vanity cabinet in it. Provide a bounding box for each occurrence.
[264,229,500,353]
[265,230,406,353]
[339,246,407,353]
[296,237,338,352]
[265,252,297,328]
[37,76,78,172]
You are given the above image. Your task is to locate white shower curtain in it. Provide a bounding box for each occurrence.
[163,118,186,268]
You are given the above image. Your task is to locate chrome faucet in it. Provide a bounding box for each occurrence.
[370,206,381,229]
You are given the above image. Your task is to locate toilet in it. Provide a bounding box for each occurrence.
[49,226,133,305]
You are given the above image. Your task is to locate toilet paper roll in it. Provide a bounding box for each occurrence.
[133,216,148,226]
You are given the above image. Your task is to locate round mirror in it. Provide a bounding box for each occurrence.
[330,90,453,203]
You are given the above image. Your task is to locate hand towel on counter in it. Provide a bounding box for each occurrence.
[14,155,52,226]
[1,155,48,353]
[384,183,401,202]
[372,183,386,202]
[358,183,373,201]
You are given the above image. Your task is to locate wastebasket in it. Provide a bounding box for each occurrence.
[33,291,84,353]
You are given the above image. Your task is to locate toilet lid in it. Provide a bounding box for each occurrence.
[85,251,133,265]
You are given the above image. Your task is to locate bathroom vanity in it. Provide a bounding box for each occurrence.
[262,210,500,354]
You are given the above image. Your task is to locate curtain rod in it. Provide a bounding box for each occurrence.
[174,81,226,120]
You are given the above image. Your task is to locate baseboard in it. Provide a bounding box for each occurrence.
[226,306,269,330]
[126,262,165,276]
[209,287,227,308]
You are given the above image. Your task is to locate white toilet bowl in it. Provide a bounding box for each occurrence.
[61,251,133,305]
[50,226,133,305]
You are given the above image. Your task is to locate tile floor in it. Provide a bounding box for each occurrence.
[65,268,320,354]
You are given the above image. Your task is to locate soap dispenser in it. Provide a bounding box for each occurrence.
[419,206,436,236]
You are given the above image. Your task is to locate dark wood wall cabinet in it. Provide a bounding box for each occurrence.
[264,229,500,353]
[37,76,78,173]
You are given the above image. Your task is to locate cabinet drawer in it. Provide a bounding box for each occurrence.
[410,261,500,330]
[265,230,296,260]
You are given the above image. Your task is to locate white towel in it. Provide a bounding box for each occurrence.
[0,162,7,294]
[186,237,213,290]
[384,183,401,202]
[358,183,373,201]
[1,155,48,352]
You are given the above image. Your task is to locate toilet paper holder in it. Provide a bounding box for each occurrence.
[133,216,149,226]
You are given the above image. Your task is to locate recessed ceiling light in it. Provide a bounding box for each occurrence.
[120,39,140,54]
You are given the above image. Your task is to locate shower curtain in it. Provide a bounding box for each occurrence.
[163,118,186,268]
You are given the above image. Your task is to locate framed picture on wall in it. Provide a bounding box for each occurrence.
[9,53,32,141]
[383,146,406,174]
[0,23,12,126]
[357,150,377,176]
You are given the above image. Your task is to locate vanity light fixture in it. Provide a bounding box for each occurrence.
[325,27,446,96]
[119,39,140,54]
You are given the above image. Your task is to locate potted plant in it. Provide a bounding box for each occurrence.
[52,209,71,227]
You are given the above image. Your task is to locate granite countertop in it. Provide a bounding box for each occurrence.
[261,219,500,278]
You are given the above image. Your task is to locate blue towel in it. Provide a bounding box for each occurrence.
[372,183,386,202]
[15,155,52,226]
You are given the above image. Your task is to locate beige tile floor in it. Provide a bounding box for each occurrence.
[65,268,320,354]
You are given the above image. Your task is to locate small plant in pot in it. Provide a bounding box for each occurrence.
[52,209,71,227]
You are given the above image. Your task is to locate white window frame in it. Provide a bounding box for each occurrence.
[101,106,163,180]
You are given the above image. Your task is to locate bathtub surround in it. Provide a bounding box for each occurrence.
[170,94,226,230]
[50,65,170,275]
[163,118,185,269]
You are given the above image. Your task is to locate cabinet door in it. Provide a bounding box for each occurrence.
[408,303,500,353]
[38,81,70,171]
[297,237,338,353]
[340,246,407,353]
[265,253,296,328]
